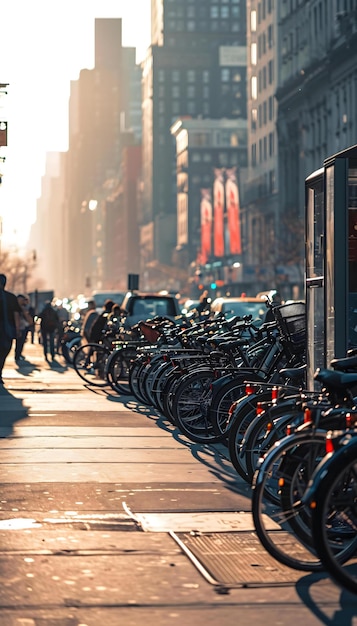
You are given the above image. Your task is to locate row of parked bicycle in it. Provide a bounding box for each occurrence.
[69,296,357,596]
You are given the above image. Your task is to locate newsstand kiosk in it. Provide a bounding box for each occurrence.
[305,144,357,388]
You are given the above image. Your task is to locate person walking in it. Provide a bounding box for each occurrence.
[14,294,33,364]
[38,301,60,362]
[55,301,70,353]
[0,273,21,385]
[80,300,98,345]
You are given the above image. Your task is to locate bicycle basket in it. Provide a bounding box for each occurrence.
[274,301,306,349]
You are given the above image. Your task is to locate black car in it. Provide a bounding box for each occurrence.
[120,291,181,328]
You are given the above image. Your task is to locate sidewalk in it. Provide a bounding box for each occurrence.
[0,341,355,625]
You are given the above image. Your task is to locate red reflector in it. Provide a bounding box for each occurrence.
[286,425,292,435]
[346,413,352,428]
[256,402,264,416]
[271,386,278,401]
[245,383,255,395]
[304,407,312,423]
[325,437,334,454]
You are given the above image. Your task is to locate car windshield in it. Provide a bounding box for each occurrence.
[222,301,266,320]
[131,297,177,318]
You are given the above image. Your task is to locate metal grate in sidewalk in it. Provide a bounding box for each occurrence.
[170,531,305,589]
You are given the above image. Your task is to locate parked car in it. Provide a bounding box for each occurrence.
[120,291,182,328]
[210,296,267,322]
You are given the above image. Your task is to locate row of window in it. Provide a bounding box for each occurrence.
[166,19,244,32]
[251,132,275,165]
[166,5,241,19]
[257,0,274,23]
[158,69,210,83]
[251,97,275,129]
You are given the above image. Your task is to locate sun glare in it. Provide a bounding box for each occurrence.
[0,0,151,248]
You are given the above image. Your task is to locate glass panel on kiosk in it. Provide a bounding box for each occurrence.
[305,169,325,389]
[348,160,357,349]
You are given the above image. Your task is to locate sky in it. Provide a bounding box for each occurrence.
[0,0,151,250]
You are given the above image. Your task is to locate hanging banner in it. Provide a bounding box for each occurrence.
[226,167,242,255]
[213,168,225,257]
[200,188,212,265]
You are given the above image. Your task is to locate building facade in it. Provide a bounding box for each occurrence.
[141,0,247,289]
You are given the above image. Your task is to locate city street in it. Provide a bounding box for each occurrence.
[0,341,356,625]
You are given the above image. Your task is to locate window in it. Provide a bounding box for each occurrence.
[251,9,257,31]
[269,132,274,156]
[251,42,257,65]
[187,85,195,98]
[251,143,257,166]
[251,76,257,100]
[187,70,196,83]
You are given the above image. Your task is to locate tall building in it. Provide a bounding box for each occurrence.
[276,1,357,297]
[141,0,247,289]
[65,18,142,295]
[244,0,279,292]
[171,117,247,294]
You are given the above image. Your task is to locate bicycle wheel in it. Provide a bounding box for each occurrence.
[244,404,303,483]
[209,372,263,441]
[129,357,150,403]
[311,442,357,594]
[73,343,109,387]
[251,431,328,571]
[172,368,217,443]
[227,391,273,482]
[61,335,81,365]
[149,360,174,412]
[106,347,134,395]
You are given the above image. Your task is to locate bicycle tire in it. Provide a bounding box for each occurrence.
[73,343,110,387]
[106,347,133,395]
[172,368,218,443]
[310,442,357,594]
[209,372,263,441]
[227,391,273,482]
[129,357,150,403]
[244,405,303,483]
[251,431,328,571]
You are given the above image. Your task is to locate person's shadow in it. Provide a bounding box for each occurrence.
[0,385,29,436]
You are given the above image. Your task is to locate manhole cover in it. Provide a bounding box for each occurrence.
[171,531,304,588]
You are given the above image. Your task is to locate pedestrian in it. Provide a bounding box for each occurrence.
[26,301,36,344]
[195,290,211,319]
[80,299,99,345]
[38,301,60,361]
[89,299,114,343]
[14,294,33,364]
[55,301,70,353]
[0,273,21,385]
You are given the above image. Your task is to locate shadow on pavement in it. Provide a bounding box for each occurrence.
[0,385,29,436]
[296,572,357,623]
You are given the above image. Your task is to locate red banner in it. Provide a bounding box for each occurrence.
[225,168,241,255]
[213,169,225,257]
[200,189,212,265]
